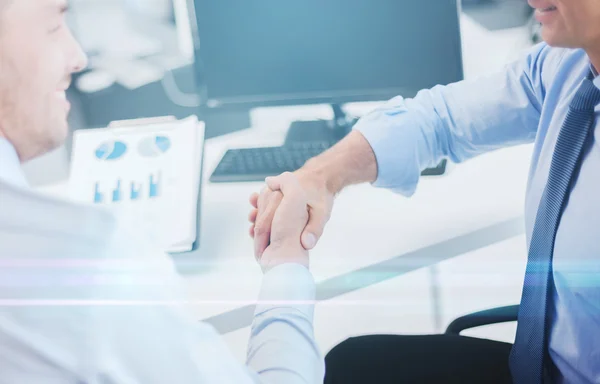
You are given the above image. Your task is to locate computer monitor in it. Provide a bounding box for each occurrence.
[191,0,463,111]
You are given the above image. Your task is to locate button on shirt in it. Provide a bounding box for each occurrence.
[354,43,600,383]
[0,137,324,383]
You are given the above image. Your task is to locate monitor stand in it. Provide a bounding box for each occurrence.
[284,104,356,146]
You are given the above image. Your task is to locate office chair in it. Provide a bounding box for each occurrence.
[445,305,519,335]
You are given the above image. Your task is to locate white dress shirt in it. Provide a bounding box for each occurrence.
[0,138,324,383]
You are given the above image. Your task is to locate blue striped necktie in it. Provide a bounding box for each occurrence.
[509,72,600,384]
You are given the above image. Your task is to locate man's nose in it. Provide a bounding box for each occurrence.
[67,29,88,74]
[71,43,88,73]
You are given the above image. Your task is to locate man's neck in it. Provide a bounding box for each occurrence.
[588,47,600,77]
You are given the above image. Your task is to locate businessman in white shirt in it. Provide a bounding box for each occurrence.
[0,1,324,383]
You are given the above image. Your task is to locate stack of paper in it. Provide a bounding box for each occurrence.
[69,116,204,253]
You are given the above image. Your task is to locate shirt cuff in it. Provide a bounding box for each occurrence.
[256,263,316,320]
[353,96,426,196]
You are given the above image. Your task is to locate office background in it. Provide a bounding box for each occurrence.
[28,0,537,363]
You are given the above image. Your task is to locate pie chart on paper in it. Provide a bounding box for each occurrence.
[138,135,171,158]
[95,141,128,161]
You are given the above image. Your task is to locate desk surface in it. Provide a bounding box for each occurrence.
[179,125,531,326]
[34,15,534,346]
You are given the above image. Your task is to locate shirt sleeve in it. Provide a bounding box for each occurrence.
[355,43,550,196]
[247,263,324,384]
[87,220,323,384]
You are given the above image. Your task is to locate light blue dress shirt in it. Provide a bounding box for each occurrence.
[0,137,324,383]
[355,43,600,383]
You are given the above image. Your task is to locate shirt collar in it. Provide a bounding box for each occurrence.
[592,65,600,88]
[0,137,28,188]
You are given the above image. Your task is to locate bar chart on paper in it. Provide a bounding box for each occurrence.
[131,181,143,200]
[149,173,161,198]
[92,172,163,204]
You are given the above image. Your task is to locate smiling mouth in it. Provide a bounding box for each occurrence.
[537,6,557,12]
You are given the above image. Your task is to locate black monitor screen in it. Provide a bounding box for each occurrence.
[193,0,463,107]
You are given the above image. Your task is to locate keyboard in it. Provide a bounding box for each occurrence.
[210,141,447,183]
[210,142,334,183]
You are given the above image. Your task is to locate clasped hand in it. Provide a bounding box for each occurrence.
[249,170,335,272]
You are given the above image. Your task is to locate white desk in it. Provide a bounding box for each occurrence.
[35,14,535,359]
[178,121,532,316]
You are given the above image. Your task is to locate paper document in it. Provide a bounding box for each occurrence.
[69,116,204,253]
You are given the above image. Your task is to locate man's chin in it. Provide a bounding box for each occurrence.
[40,122,69,156]
[541,28,575,48]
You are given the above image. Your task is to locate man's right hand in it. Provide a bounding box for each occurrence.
[249,131,378,259]
[249,167,335,258]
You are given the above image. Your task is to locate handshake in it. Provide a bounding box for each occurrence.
[248,131,377,272]
[248,170,335,272]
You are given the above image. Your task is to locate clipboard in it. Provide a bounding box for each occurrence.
[70,115,205,253]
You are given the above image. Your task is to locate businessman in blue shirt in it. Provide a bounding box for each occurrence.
[252,0,600,382]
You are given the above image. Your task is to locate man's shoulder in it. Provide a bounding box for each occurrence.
[0,181,120,257]
[0,181,176,297]
[523,44,590,98]
[530,43,588,76]
[0,185,141,381]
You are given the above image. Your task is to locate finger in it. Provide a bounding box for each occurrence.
[267,174,308,224]
[253,189,269,252]
[266,172,301,197]
[301,206,330,250]
[249,193,259,209]
[249,224,255,238]
[256,186,271,211]
[254,191,284,258]
[248,209,258,223]
[265,176,281,191]
[254,187,271,242]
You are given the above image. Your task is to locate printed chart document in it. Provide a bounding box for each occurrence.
[69,116,204,253]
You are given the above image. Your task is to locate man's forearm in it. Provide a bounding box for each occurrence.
[302,130,377,195]
[247,264,324,384]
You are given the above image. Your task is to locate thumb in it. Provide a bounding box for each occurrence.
[301,207,328,250]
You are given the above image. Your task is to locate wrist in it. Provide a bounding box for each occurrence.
[301,158,345,195]
[260,244,309,272]
[300,131,378,194]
